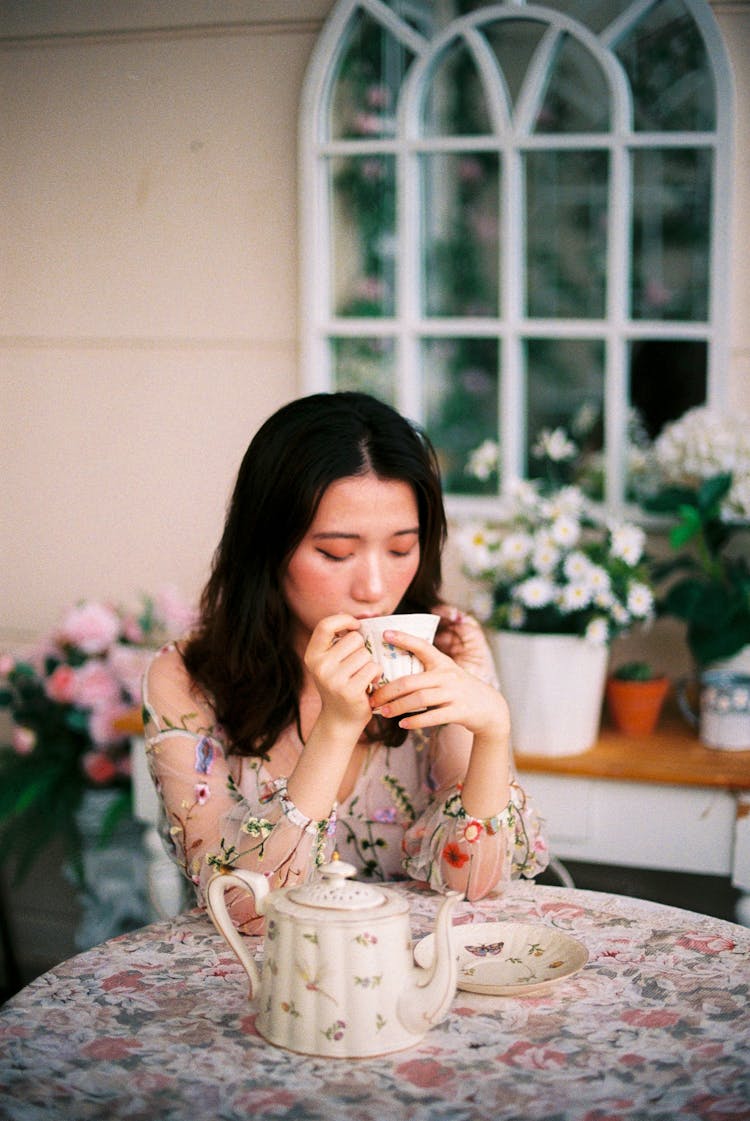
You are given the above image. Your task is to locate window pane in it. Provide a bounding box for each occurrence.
[538,1,634,36]
[483,19,548,112]
[535,32,610,133]
[331,155,396,317]
[422,337,500,494]
[614,0,715,131]
[421,153,500,317]
[421,40,492,136]
[330,337,396,402]
[629,339,707,440]
[526,338,605,497]
[627,338,707,501]
[631,149,711,321]
[330,11,414,140]
[526,151,609,319]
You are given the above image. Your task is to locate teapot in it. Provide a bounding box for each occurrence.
[206,858,462,1058]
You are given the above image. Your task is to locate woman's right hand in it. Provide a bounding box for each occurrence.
[303,614,381,735]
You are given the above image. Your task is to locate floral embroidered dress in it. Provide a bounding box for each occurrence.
[142,644,548,932]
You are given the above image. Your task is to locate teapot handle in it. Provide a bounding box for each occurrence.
[205,868,270,998]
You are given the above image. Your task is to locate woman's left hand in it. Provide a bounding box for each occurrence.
[368,628,509,741]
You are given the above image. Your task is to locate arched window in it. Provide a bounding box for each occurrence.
[299,0,734,514]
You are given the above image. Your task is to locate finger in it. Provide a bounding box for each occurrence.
[310,614,362,649]
[381,629,443,666]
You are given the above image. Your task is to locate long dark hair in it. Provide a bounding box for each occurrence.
[183,392,447,757]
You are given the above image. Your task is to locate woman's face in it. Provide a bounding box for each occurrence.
[282,472,421,646]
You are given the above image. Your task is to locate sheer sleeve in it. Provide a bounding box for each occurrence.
[402,735,549,901]
[142,645,333,933]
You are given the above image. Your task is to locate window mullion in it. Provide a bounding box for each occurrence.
[502,139,526,486]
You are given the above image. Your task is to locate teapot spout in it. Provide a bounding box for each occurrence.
[397,890,462,1037]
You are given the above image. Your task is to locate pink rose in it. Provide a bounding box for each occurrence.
[121,615,145,644]
[44,664,78,704]
[60,602,121,655]
[72,661,121,710]
[108,644,151,703]
[153,585,197,636]
[0,653,15,677]
[87,703,130,746]
[82,750,119,785]
[12,726,36,755]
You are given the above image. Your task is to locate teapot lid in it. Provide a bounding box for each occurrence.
[288,855,386,911]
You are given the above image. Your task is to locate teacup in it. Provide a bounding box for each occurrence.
[359,613,439,685]
[677,669,750,751]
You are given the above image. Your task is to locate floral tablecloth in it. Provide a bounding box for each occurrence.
[1,882,748,1121]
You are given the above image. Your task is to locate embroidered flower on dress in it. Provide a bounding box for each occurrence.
[194,782,210,805]
[462,819,484,844]
[241,816,274,840]
[194,737,215,775]
[442,841,470,868]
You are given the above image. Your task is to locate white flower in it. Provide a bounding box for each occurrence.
[470,589,494,621]
[610,524,646,566]
[558,583,593,613]
[550,514,581,548]
[507,603,526,628]
[563,551,592,581]
[587,565,612,595]
[627,582,654,619]
[653,407,750,518]
[466,439,500,481]
[499,532,534,565]
[531,536,561,575]
[572,402,600,438]
[594,587,614,609]
[514,576,555,609]
[507,478,540,511]
[611,602,631,626]
[547,486,585,519]
[532,427,578,463]
[585,617,609,645]
[457,524,498,576]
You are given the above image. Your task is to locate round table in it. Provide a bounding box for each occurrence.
[1,881,749,1120]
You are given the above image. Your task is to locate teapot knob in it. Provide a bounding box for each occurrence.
[319,853,357,880]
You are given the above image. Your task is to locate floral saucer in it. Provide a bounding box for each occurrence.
[414,921,588,996]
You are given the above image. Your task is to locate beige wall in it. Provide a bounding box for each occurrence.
[1,1,749,654]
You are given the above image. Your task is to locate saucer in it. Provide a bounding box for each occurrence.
[414,921,588,996]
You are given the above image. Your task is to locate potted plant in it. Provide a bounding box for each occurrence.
[646,408,750,671]
[606,661,670,736]
[458,429,656,756]
[0,588,195,892]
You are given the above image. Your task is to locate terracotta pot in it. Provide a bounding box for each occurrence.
[606,676,670,736]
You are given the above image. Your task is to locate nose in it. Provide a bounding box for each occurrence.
[351,552,385,604]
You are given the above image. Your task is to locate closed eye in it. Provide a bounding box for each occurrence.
[317,549,352,562]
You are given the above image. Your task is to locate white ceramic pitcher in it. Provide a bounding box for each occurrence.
[206,858,461,1058]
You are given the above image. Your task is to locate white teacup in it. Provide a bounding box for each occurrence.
[359,613,440,685]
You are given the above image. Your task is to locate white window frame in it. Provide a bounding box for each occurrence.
[298,0,734,518]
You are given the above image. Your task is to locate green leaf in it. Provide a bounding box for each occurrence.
[670,505,702,548]
[696,472,732,514]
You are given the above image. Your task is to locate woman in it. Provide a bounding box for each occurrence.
[143,392,547,931]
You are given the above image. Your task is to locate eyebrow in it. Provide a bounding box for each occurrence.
[312,527,420,541]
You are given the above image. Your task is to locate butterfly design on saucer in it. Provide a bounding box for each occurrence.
[465,941,505,957]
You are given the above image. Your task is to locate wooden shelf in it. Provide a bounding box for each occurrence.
[120,705,750,790]
[515,706,750,790]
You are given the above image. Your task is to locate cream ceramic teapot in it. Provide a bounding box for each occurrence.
[206,857,462,1058]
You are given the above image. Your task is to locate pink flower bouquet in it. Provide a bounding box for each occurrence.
[0,588,196,883]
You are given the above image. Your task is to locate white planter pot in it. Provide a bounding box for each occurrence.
[489,631,609,757]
